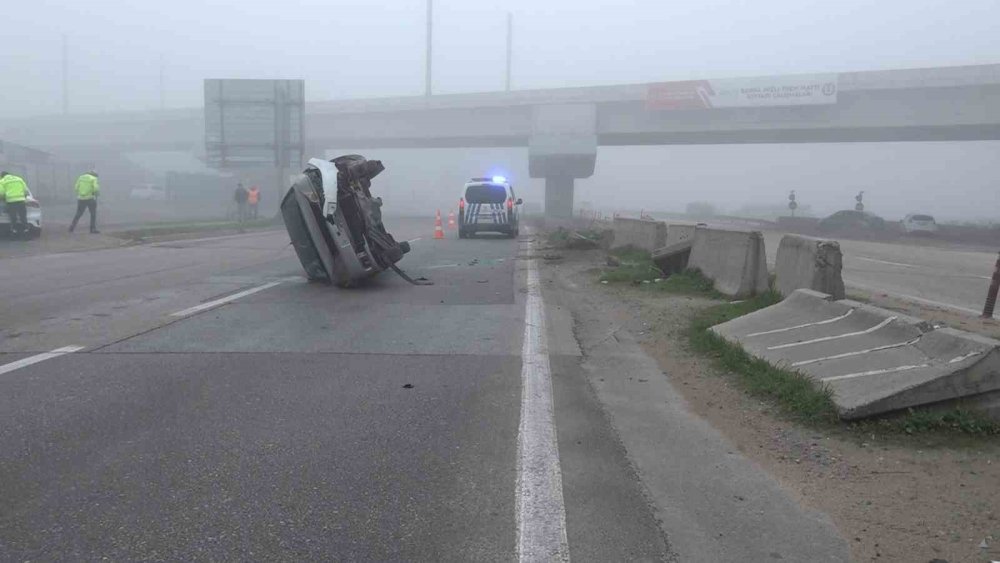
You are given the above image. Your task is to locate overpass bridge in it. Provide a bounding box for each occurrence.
[3,63,999,217]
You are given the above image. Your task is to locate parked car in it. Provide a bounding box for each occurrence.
[0,188,42,238]
[818,210,885,232]
[901,213,939,235]
[129,183,167,201]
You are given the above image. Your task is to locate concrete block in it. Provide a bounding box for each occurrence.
[775,235,846,300]
[711,289,1000,420]
[665,223,698,247]
[687,227,769,297]
[612,218,667,252]
[651,239,693,276]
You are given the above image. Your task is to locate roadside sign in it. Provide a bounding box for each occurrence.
[204,79,304,169]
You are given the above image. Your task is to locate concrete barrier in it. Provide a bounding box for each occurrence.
[712,289,1000,420]
[611,218,666,252]
[775,235,845,300]
[665,223,698,247]
[687,226,769,297]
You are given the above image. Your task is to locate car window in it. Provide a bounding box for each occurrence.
[465,184,507,204]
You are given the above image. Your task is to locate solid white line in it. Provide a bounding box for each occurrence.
[516,247,570,562]
[0,346,85,376]
[407,237,422,243]
[854,256,918,268]
[767,316,896,350]
[170,280,285,317]
[745,309,854,338]
[790,338,920,367]
[822,363,930,382]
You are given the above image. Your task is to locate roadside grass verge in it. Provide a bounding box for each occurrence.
[109,218,278,240]
[688,295,1000,438]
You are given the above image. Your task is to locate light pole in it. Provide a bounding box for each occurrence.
[505,12,513,91]
[425,0,433,96]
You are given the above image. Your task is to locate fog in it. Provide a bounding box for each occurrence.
[1,0,999,222]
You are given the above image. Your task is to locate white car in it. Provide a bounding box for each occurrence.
[129,183,167,201]
[901,213,938,235]
[458,176,522,238]
[0,189,42,238]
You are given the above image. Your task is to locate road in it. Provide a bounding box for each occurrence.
[0,219,847,561]
[762,232,997,316]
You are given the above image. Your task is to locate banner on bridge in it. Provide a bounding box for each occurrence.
[647,74,838,110]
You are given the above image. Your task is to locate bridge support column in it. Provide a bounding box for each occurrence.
[544,176,574,219]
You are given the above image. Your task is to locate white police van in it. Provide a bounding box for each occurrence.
[458,176,522,238]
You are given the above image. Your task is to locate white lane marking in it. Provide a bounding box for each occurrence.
[822,363,930,382]
[516,244,570,562]
[854,256,918,268]
[745,309,854,338]
[170,280,286,317]
[0,346,85,376]
[791,337,920,367]
[843,280,985,317]
[407,237,422,243]
[767,317,896,350]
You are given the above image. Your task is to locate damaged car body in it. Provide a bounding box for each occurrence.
[281,155,425,287]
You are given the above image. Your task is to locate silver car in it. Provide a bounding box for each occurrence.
[901,213,938,235]
[0,188,42,238]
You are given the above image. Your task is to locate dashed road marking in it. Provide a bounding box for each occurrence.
[516,238,570,563]
[855,256,918,268]
[170,280,287,317]
[0,346,85,376]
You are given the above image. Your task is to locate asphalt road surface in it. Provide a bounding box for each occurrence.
[0,218,847,561]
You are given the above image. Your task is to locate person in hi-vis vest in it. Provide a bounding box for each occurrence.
[70,171,101,234]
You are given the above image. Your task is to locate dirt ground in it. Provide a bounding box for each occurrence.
[548,249,1000,563]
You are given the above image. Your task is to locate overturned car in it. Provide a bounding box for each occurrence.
[281,155,423,287]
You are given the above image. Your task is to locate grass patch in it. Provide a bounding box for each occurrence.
[687,294,1000,438]
[648,269,724,298]
[111,218,276,240]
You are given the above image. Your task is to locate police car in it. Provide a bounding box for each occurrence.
[458,176,522,238]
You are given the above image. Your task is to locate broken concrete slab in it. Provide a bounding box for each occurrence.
[651,239,693,276]
[775,234,845,300]
[688,226,769,298]
[711,289,1000,420]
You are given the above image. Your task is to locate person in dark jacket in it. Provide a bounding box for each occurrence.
[233,183,249,224]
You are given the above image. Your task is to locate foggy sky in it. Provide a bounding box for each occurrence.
[4,0,999,116]
[2,0,999,222]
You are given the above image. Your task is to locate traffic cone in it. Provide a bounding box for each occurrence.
[434,210,445,239]
[447,211,457,229]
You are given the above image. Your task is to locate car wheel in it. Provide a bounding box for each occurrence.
[28,227,41,239]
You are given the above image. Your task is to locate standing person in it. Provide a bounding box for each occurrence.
[247,185,260,219]
[69,170,101,234]
[233,183,249,224]
[0,171,29,238]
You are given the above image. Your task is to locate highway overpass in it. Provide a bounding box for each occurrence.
[3,63,999,217]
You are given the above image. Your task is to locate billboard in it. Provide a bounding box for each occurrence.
[204,79,304,168]
[647,74,837,110]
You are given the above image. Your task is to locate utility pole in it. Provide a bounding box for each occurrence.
[425,0,433,96]
[62,34,69,115]
[159,54,165,110]
[505,12,513,91]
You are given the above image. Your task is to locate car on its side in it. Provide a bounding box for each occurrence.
[458,177,522,238]
[901,213,939,235]
[0,188,42,238]
[818,210,885,232]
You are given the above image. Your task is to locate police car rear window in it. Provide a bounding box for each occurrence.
[465,184,507,204]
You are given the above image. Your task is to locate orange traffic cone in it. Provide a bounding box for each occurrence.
[434,210,445,239]
[447,211,457,229]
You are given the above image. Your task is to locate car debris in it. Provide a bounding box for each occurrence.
[281,154,430,287]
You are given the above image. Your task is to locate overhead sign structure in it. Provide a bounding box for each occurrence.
[204,79,304,168]
[647,74,838,110]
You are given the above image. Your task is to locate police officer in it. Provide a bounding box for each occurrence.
[69,170,101,233]
[0,171,30,238]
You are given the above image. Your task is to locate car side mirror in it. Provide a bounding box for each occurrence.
[516,198,523,205]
